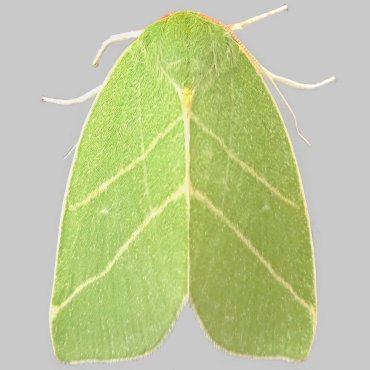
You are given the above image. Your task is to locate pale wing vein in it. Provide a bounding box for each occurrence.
[192,114,299,209]
[191,187,315,317]
[69,116,182,211]
[52,185,185,320]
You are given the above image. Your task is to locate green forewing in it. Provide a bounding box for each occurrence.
[51,12,316,362]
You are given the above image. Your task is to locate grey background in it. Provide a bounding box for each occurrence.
[1,0,368,369]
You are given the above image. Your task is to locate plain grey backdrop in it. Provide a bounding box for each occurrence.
[1,0,368,369]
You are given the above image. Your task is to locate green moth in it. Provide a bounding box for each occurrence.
[44,5,335,363]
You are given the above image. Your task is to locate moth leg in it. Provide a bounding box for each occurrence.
[42,85,102,106]
[63,144,77,160]
[230,4,288,31]
[259,65,336,145]
[266,76,311,145]
[92,30,144,67]
[261,66,336,90]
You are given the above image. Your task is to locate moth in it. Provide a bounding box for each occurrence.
[44,5,334,363]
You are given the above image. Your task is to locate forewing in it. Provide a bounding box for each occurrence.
[190,32,316,360]
[51,12,317,362]
[51,34,188,362]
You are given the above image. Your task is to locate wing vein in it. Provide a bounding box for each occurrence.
[191,187,315,317]
[52,185,185,320]
[192,114,299,209]
[69,116,182,211]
